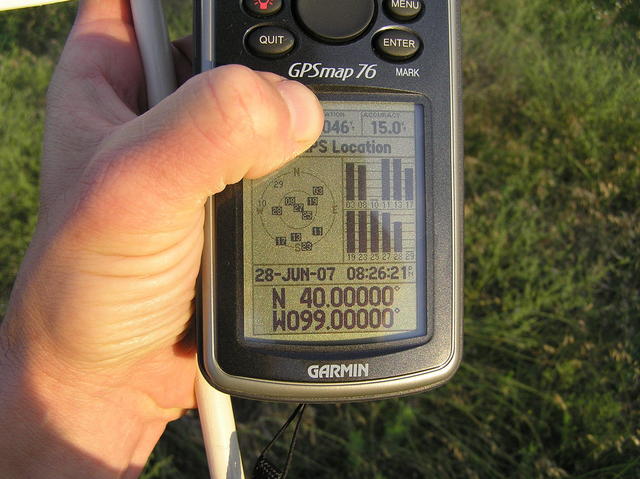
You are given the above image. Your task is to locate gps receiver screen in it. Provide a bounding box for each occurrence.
[242,100,426,344]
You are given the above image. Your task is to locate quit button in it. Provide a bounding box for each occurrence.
[246,26,295,58]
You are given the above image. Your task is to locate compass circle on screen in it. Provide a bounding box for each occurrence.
[257,169,337,249]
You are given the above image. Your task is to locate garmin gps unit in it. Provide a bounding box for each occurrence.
[196,0,463,402]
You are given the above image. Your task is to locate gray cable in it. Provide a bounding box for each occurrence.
[130,2,243,478]
[131,0,176,108]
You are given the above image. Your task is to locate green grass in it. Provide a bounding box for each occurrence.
[0,46,47,313]
[1,0,639,477]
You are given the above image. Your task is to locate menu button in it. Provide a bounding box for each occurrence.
[384,0,423,21]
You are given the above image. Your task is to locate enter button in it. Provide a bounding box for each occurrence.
[373,28,421,61]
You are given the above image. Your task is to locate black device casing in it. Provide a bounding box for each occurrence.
[196,0,463,402]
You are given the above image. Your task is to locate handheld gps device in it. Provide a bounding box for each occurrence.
[196,0,463,402]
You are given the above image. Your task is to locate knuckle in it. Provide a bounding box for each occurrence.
[202,65,290,145]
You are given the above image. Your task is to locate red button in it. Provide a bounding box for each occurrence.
[244,0,282,16]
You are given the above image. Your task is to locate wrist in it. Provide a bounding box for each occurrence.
[0,314,169,478]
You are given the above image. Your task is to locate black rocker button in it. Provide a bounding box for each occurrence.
[373,28,421,61]
[384,0,423,22]
[246,26,295,57]
[295,0,375,43]
[243,0,282,16]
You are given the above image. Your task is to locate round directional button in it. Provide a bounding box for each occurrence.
[295,0,376,43]
[246,26,295,57]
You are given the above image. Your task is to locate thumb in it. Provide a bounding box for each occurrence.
[87,65,323,231]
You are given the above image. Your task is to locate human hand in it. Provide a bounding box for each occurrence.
[0,1,322,477]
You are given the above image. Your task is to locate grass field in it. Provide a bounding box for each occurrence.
[1,1,639,477]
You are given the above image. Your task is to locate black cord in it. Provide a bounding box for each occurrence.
[252,404,307,479]
[281,404,306,477]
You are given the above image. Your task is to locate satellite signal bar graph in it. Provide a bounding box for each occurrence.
[343,158,416,259]
[345,159,415,202]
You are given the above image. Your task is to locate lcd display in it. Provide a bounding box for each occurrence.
[242,101,426,343]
